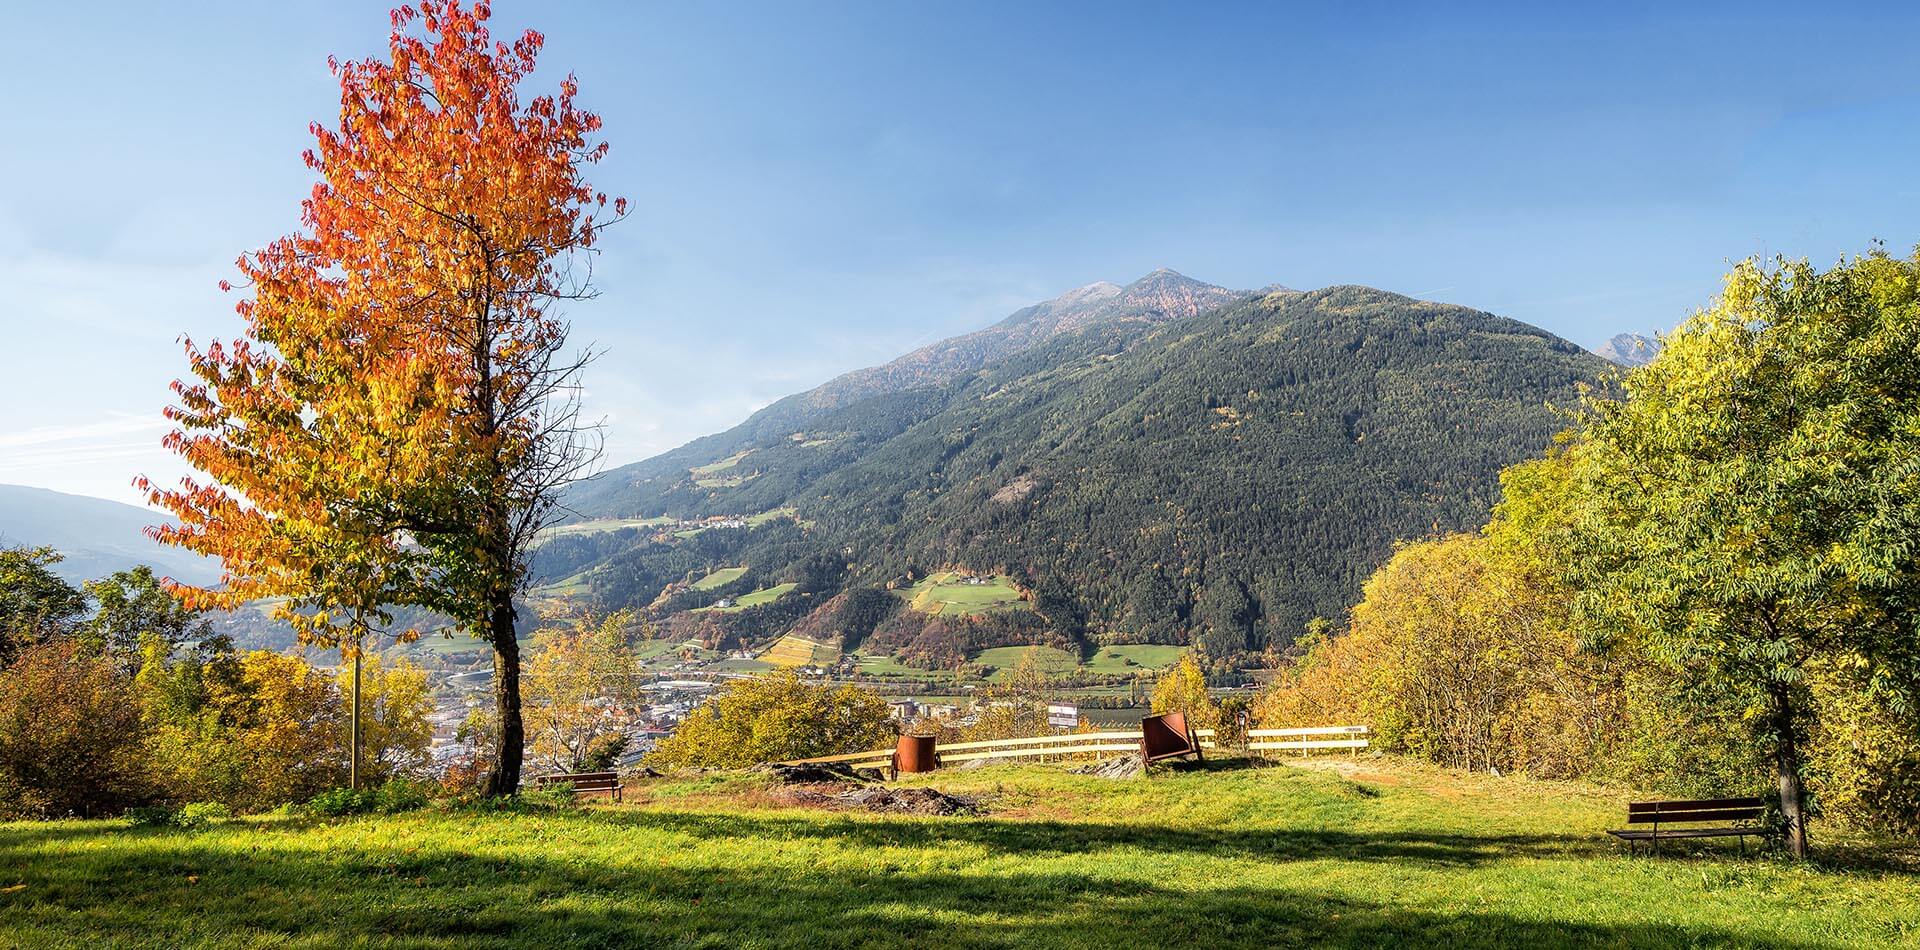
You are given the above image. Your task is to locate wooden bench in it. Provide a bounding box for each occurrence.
[529,770,623,802]
[1607,797,1771,855]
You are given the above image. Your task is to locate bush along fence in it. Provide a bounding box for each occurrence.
[783,723,1372,775]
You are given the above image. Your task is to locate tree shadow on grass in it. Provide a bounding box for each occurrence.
[591,808,1611,868]
[0,830,1830,949]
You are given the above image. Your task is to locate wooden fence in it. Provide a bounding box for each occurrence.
[784,725,1370,768]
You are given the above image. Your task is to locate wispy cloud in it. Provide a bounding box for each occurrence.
[0,414,168,450]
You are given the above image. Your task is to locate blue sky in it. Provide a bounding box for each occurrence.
[3,1,1918,504]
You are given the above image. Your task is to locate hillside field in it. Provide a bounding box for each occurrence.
[975,645,1080,678]
[691,566,749,591]
[2,757,1914,948]
[1084,644,1185,673]
[763,633,840,668]
[692,582,798,613]
[900,572,1029,617]
[539,516,674,539]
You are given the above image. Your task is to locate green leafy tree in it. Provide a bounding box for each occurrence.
[82,566,216,663]
[1564,250,1920,857]
[0,547,87,664]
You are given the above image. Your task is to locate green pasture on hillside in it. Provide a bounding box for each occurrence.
[974,645,1080,679]
[691,566,748,591]
[692,582,798,613]
[899,572,1029,617]
[1085,644,1186,673]
[538,516,674,539]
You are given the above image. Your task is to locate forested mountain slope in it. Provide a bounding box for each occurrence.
[552,281,1607,660]
[565,269,1253,518]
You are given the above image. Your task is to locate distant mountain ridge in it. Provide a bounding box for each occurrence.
[747,269,1255,427]
[1593,332,1661,367]
[0,484,220,586]
[567,269,1265,516]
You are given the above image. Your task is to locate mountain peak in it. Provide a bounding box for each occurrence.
[1048,280,1123,308]
[1125,267,1198,289]
[1116,269,1242,318]
[1593,332,1660,367]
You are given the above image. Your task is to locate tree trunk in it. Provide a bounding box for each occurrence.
[1768,680,1809,858]
[483,594,524,797]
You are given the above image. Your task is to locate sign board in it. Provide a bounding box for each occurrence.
[1046,703,1078,729]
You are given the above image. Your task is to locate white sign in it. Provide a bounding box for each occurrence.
[1046,703,1078,729]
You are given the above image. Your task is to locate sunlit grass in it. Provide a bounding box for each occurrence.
[3,757,1914,947]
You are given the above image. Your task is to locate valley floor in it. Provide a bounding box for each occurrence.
[2,757,1916,948]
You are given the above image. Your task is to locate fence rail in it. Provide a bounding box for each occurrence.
[783,724,1369,768]
[1195,725,1372,753]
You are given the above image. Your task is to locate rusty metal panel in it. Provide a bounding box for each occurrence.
[1139,711,1201,763]
[893,733,940,774]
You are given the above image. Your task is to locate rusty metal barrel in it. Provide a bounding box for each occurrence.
[893,733,939,775]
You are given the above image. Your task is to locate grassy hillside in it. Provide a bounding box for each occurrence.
[901,572,1029,617]
[3,757,1913,948]
[691,566,749,590]
[692,582,798,613]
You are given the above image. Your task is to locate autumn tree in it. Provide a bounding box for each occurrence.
[144,0,623,796]
[646,672,893,770]
[1151,651,1220,731]
[962,648,1053,741]
[0,638,149,818]
[524,610,641,773]
[1563,249,1920,857]
[337,654,436,782]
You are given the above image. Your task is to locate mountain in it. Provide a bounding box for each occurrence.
[565,270,1258,517]
[1592,332,1661,367]
[0,484,221,586]
[549,277,1608,663]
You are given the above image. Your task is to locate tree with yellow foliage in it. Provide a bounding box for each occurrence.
[524,611,641,774]
[1150,651,1220,730]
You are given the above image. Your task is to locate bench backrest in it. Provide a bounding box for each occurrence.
[1626,797,1764,825]
[531,771,621,793]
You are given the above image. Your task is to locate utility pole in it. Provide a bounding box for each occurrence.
[350,638,363,791]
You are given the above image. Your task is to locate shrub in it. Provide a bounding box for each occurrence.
[122,802,234,829]
[124,805,178,827]
[173,801,234,828]
[371,778,431,814]
[303,787,376,817]
[305,779,432,818]
[647,671,893,769]
[0,638,151,818]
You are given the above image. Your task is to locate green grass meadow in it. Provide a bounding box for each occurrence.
[900,573,1029,617]
[692,582,798,613]
[974,645,1081,679]
[691,566,749,591]
[2,757,1914,948]
[1084,644,1185,673]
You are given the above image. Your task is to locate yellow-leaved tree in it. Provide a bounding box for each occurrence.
[524,611,642,774]
[1150,651,1220,731]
